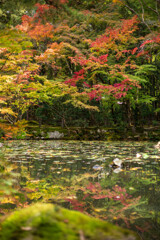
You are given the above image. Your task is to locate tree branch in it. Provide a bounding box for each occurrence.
[141,0,158,14]
[138,0,152,32]
[141,0,160,21]
[117,0,152,32]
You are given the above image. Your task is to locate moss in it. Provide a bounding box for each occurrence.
[0,203,140,240]
[14,124,160,141]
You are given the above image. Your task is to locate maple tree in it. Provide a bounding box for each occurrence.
[16,3,55,43]
[62,16,143,129]
[0,0,159,134]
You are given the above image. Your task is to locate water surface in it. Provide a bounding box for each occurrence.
[2,140,160,240]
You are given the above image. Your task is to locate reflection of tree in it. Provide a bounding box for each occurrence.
[101,161,160,239]
[3,140,160,239]
[0,156,28,215]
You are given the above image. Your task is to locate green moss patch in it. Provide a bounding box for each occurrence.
[0,203,139,240]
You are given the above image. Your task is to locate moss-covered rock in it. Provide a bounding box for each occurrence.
[0,203,139,240]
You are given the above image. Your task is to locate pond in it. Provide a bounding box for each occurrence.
[1,140,160,240]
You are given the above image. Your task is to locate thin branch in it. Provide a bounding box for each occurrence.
[155,0,160,21]
[141,0,160,21]
[139,0,145,22]
[142,0,158,14]
[5,113,15,124]
[64,57,73,75]
[118,0,141,19]
[117,0,152,32]
[139,0,152,32]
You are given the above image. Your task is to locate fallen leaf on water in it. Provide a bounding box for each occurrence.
[142,153,149,159]
[66,195,77,200]
[62,168,70,171]
[21,226,32,231]
[130,167,142,170]
[136,153,142,158]
[131,212,137,215]
[93,208,104,212]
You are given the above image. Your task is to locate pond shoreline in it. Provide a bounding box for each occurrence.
[12,124,160,141]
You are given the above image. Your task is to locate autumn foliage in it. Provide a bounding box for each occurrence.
[16,4,54,41]
[0,1,159,137]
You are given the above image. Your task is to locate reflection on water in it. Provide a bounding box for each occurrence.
[2,140,160,240]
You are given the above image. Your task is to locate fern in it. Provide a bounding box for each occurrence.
[127,74,147,86]
[135,64,158,77]
[154,108,160,113]
[137,96,156,105]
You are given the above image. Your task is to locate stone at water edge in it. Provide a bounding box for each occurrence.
[136,153,142,158]
[113,158,123,167]
[155,141,160,150]
[93,164,103,170]
[0,203,140,240]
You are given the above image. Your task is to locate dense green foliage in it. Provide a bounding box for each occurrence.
[0,0,160,137]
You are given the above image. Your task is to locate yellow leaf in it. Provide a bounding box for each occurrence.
[0,108,17,116]
[130,167,141,170]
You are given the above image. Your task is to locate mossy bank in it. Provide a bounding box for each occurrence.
[0,203,140,240]
[25,124,160,141]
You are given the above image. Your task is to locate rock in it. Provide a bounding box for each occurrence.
[136,153,141,158]
[48,131,64,139]
[113,167,122,173]
[113,158,123,167]
[0,203,140,240]
[93,164,103,170]
[155,141,160,150]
